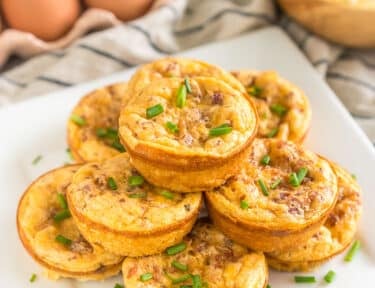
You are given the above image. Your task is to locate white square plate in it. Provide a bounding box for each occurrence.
[0,27,374,287]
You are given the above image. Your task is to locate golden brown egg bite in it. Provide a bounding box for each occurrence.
[122,219,268,288]
[124,57,246,105]
[119,76,258,192]
[266,162,362,271]
[231,70,311,143]
[67,82,128,163]
[67,153,202,257]
[205,138,338,252]
[17,165,123,280]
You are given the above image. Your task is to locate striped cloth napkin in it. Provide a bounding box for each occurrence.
[0,0,374,144]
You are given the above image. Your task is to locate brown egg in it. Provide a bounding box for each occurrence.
[84,0,154,22]
[1,0,82,41]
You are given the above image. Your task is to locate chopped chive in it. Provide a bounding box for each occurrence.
[344,240,360,262]
[266,285,271,288]
[166,273,191,284]
[240,200,249,210]
[105,128,118,139]
[166,242,187,255]
[176,84,187,108]
[289,172,300,187]
[32,155,42,165]
[192,274,202,288]
[160,190,174,200]
[146,104,164,119]
[351,174,357,180]
[107,177,118,190]
[166,121,179,133]
[55,235,72,246]
[270,178,281,189]
[258,179,269,196]
[184,78,192,94]
[267,127,278,138]
[53,210,71,223]
[128,175,144,187]
[57,193,68,209]
[111,139,126,152]
[172,260,188,271]
[96,128,107,137]
[270,103,288,117]
[248,85,262,97]
[324,270,336,283]
[297,167,308,183]
[209,123,232,137]
[66,148,74,161]
[260,154,270,165]
[114,284,124,288]
[140,273,153,282]
[128,192,147,199]
[70,114,86,126]
[29,273,37,283]
[294,276,316,283]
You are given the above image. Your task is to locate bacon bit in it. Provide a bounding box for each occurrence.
[94,174,107,187]
[288,207,302,215]
[127,265,138,278]
[327,213,340,227]
[70,237,93,254]
[182,134,194,146]
[212,92,223,105]
[184,204,191,212]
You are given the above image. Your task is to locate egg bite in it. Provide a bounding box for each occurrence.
[67,82,128,163]
[122,219,268,288]
[17,165,123,281]
[231,70,311,143]
[205,138,338,253]
[67,153,202,257]
[119,76,258,192]
[266,162,362,271]
[124,57,246,106]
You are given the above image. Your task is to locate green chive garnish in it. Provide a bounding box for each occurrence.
[240,200,249,210]
[294,276,316,283]
[96,128,107,137]
[71,114,86,126]
[270,103,288,117]
[32,155,42,165]
[351,174,357,180]
[270,179,281,189]
[258,179,269,196]
[167,273,191,284]
[209,123,232,137]
[248,85,262,97]
[53,210,71,223]
[57,193,68,209]
[166,242,187,255]
[260,155,270,165]
[267,128,278,138]
[114,284,124,288]
[184,78,192,93]
[166,121,179,133]
[266,285,271,288]
[128,175,144,187]
[192,274,202,288]
[160,190,174,200]
[107,177,118,190]
[172,260,188,271]
[290,168,308,187]
[344,240,360,262]
[146,104,164,118]
[297,167,308,183]
[66,148,74,161]
[29,273,37,283]
[55,235,72,246]
[111,139,126,152]
[128,192,147,199]
[140,273,153,282]
[176,84,187,108]
[324,270,336,283]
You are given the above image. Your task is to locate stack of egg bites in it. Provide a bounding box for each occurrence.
[17,58,362,287]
